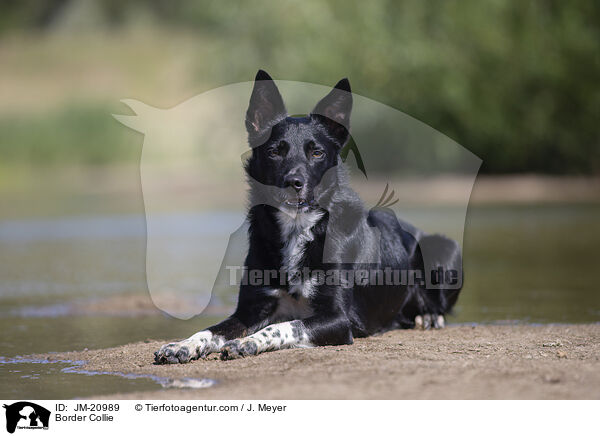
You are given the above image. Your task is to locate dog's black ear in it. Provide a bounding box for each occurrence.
[246,70,287,146]
[311,78,352,146]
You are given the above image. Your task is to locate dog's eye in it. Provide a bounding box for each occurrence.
[268,148,279,157]
[312,150,325,159]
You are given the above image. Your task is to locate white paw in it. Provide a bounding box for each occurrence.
[220,338,260,360]
[154,340,197,364]
[154,331,223,364]
[415,314,445,330]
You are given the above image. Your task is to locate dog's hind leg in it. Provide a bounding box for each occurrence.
[393,234,462,331]
[417,234,462,322]
[391,295,446,330]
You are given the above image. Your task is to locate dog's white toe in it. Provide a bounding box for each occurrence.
[414,314,445,330]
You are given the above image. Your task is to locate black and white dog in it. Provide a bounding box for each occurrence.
[154,70,462,363]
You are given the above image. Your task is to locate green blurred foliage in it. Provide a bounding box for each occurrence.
[0,105,139,165]
[0,0,598,173]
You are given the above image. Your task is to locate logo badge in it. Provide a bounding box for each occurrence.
[3,402,50,434]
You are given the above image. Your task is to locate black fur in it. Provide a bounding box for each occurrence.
[155,70,463,363]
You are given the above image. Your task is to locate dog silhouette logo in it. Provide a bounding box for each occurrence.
[3,402,50,434]
[114,80,481,319]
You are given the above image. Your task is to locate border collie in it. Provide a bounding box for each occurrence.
[154,70,462,363]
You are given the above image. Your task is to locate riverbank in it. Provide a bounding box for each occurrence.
[31,324,599,399]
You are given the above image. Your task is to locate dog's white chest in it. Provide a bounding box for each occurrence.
[270,289,315,320]
[276,209,323,298]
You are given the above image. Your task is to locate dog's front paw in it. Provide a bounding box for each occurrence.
[154,341,197,364]
[154,331,222,364]
[220,339,259,360]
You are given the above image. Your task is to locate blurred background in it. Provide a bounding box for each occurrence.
[0,0,599,398]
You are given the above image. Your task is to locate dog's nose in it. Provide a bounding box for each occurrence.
[284,175,305,192]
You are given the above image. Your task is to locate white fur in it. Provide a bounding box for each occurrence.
[296,275,319,299]
[237,321,313,354]
[414,314,445,330]
[270,289,315,320]
[179,330,225,356]
[276,209,323,298]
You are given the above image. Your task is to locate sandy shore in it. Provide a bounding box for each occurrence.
[32,324,599,399]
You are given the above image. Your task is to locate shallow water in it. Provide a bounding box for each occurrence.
[0,315,221,399]
[0,356,216,399]
[1,204,599,398]
[461,204,600,323]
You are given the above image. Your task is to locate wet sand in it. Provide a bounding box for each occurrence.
[32,324,599,399]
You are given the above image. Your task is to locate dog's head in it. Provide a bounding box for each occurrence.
[244,70,352,213]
